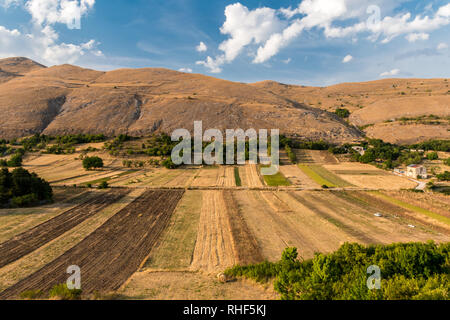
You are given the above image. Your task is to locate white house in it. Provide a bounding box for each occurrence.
[352,146,365,156]
[406,164,427,179]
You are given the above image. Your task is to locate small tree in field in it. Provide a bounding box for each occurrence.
[82,156,103,170]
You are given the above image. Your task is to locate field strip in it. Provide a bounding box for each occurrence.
[338,191,450,235]
[0,189,184,299]
[0,189,130,269]
[223,191,263,265]
[279,165,320,188]
[371,192,450,226]
[245,165,264,187]
[238,166,248,186]
[234,191,321,260]
[289,192,380,244]
[191,167,221,187]
[0,188,146,293]
[166,169,198,187]
[298,165,353,188]
[308,191,449,243]
[190,191,237,273]
[145,191,202,269]
[0,189,89,243]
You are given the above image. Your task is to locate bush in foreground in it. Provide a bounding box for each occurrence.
[225,242,450,300]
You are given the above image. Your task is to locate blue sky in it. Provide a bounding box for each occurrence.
[0,0,449,86]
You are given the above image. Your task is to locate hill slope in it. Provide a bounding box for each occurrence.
[0,58,360,142]
[252,79,450,144]
[0,57,447,144]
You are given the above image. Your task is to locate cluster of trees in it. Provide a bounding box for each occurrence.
[437,171,450,181]
[226,242,450,300]
[82,156,104,170]
[0,168,52,207]
[0,153,23,168]
[408,140,450,152]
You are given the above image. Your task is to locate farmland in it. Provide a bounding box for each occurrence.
[0,140,449,300]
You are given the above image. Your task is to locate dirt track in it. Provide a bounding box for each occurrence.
[0,189,129,268]
[0,189,184,299]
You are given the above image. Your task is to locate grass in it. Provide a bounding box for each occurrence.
[372,191,450,226]
[145,191,202,269]
[234,167,242,187]
[298,165,353,188]
[261,166,291,187]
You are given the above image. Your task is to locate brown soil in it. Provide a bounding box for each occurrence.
[223,191,263,265]
[0,189,184,299]
[0,189,129,268]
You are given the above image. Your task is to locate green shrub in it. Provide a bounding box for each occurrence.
[227,242,450,300]
[427,152,439,160]
[335,108,351,118]
[436,171,450,181]
[7,153,22,167]
[48,284,82,300]
[20,289,44,300]
[82,156,104,170]
[98,181,109,189]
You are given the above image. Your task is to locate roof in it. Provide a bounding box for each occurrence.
[407,164,423,168]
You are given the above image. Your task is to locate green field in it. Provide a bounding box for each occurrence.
[298,165,353,188]
[261,166,291,187]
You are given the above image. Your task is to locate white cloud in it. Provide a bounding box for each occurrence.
[0,0,20,8]
[380,68,400,77]
[405,32,429,42]
[282,58,291,64]
[437,42,448,50]
[196,2,285,73]
[342,54,353,63]
[26,0,95,28]
[178,67,193,73]
[0,0,98,65]
[196,1,450,73]
[196,41,207,52]
[196,56,224,73]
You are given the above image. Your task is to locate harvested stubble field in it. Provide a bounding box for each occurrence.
[298,164,353,188]
[0,188,87,243]
[279,165,319,188]
[231,190,450,262]
[118,270,277,300]
[190,190,264,273]
[23,154,122,185]
[0,189,184,299]
[191,167,223,188]
[241,164,264,187]
[323,163,416,190]
[0,189,129,268]
[0,189,145,293]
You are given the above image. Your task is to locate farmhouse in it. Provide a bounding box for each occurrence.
[406,164,427,179]
[352,146,366,156]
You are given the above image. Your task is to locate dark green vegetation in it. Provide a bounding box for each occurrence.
[330,139,445,169]
[445,158,450,166]
[82,156,104,170]
[335,108,351,119]
[0,167,52,208]
[226,242,450,300]
[20,284,81,300]
[284,145,297,164]
[427,152,439,160]
[234,167,242,186]
[437,171,450,181]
